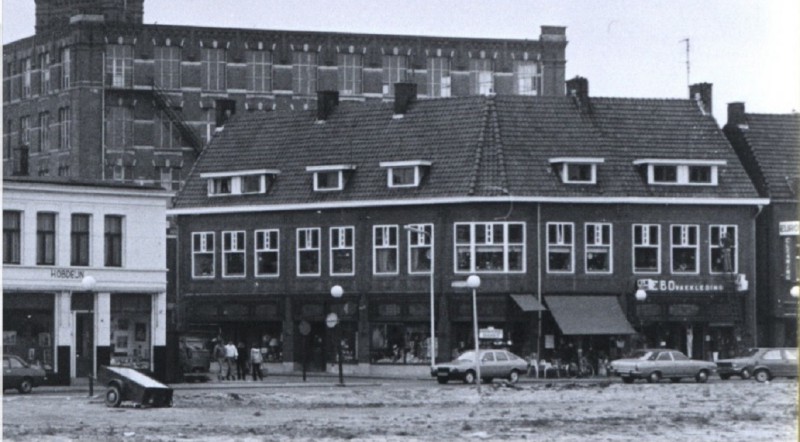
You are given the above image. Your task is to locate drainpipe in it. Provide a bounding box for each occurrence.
[537,203,543,361]
[101,52,106,180]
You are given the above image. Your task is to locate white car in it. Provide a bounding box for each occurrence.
[609,349,716,384]
[432,349,529,384]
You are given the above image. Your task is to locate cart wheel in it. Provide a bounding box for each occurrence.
[105,385,122,408]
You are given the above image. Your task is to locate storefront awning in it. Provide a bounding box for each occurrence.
[545,295,636,335]
[510,294,546,312]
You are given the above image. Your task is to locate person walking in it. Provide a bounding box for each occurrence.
[224,340,238,380]
[212,340,226,381]
[236,341,248,380]
[250,343,264,381]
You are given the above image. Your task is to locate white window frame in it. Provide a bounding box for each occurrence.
[469,58,494,95]
[549,157,603,184]
[106,44,133,88]
[426,57,451,98]
[585,222,612,274]
[337,53,363,95]
[306,165,355,192]
[254,229,280,277]
[154,46,181,90]
[201,169,278,196]
[454,222,526,274]
[633,224,661,274]
[222,230,246,278]
[513,60,541,96]
[201,47,226,92]
[296,228,321,277]
[546,222,574,274]
[670,224,700,275]
[633,159,725,186]
[382,54,407,96]
[373,225,399,275]
[709,225,738,274]
[246,50,272,92]
[330,226,355,276]
[292,51,317,95]
[407,223,433,275]
[380,161,431,188]
[192,232,215,278]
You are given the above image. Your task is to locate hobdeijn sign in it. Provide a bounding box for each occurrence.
[779,221,799,236]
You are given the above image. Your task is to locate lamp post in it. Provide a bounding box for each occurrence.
[790,285,800,298]
[404,225,436,371]
[635,288,647,302]
[330,285,345,386]
[466,275,482,393]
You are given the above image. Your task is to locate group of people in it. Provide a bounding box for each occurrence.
[212,340,265,381]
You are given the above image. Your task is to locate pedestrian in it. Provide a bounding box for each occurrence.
[224,340,238,380]
[212,339,226,381]
[236,341,248,380]
[250,343,264,381]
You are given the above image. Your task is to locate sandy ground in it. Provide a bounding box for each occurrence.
[2,379,797,441]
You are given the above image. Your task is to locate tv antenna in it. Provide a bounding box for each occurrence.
[680,38,690,87]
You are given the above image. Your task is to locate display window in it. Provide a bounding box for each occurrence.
[3,307,54,373]
[110,294,151,370]
[370,323,434,364]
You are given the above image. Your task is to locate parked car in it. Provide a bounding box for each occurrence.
[716,347,798,382]
[3,354,47,394]
[432,349,529,384]
[608,349,716,384]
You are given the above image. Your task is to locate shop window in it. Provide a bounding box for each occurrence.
[104,215,123,267]
[426,57,451,97]
[633,224,660,273]
[407,223,433,274]
[110,294,152,370]
[469,58,494,95]
[328,322,358,364]
[222,231,246,277]
[337,53,362,95]
[455,222,525,273]
[373,225,398,275]
[3,211,21,264]
[3,302,54,373]
[297,228,320,276]
[546,222,573,273]
[292,51,317,95]
[330,226,354,276]
[710,225,737,274]
[36,212,56,266]
[70,214,90,266]
[370,323,432,364]
[382,54,407,96]
[671,224,699,274]
[254,229,279,277]
[585,223,612,273]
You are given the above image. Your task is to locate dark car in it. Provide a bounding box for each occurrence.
[432,349,529,384]
[608,349,717,384]
[3,354,47,394]
[716,347,798,382]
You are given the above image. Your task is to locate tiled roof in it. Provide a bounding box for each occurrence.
[173,95,759,210]
[726,113,800,201]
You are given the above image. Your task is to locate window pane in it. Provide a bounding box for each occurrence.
[105,216,123,267]
[3,211,21,264]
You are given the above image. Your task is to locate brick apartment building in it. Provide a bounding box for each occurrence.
[724,103,800,347]
[3,0,567,190]
[168,78,765,377]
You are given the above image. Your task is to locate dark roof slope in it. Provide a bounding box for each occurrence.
[174,95,759,210]
[725,113,800,201]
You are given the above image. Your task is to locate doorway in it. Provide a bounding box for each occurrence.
[74,312,94,378]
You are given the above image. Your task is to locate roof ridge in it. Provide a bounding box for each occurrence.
[467,97,488,195]
[488,96,510,194]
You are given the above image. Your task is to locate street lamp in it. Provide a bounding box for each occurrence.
[790,285,800,298]
[329,285,345,386]
[466,275,482,393]
[81,275,97,291]
[404,225,436,371]
[635,288,647,302]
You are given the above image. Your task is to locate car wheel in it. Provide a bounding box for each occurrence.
[105,385,123,407]
[754,369,771,383]
[670,378,681,383]
[695,370,709,383]
[719,374,730,380]
[437,377,449,385]
[621,376,634,384]
[740,368,751,380]
[647,371,661,383]
[18,378,33,394]
[463,371,476,384]
[508,370,520,384]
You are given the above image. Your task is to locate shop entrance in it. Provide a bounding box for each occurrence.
[297,322,327,372]
[73,312,94,378]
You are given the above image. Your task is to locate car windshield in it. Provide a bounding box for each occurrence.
[629,350,655,360]
[456,351,477,362]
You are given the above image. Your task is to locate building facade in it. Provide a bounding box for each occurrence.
[169,79,764,377]
[724,103,800,347]
[3,177,170,383]
[3,0,567,190]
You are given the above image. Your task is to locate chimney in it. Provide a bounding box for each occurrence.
[727,102,747,127]
[316,90,339,121]
[566,76,588,101]
[393,82,417,116]
[540,26,567,43]
[689,83,713,116]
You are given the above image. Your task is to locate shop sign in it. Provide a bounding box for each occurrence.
[49,268,85,280]
[639,278,724,293]
[779,221,800,236]
[479,327,503,340]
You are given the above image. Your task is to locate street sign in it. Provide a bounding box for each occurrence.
[325,312,339,328]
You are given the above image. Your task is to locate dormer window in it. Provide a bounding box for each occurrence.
[548,157,603,184]
[306,164,356,192]
[379,160,432,188]
[201,169,279,196]
[633,159,725,186]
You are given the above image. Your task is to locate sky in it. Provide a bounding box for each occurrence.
[2,0,799,121]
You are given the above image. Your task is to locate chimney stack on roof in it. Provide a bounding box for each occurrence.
[690,83,713,116]
[727,102,747,127]
[566,76,590,112]
[316,91,340,121]
[393,83,418,116]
